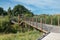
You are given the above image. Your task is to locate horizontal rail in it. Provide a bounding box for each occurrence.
[23,21,60,33]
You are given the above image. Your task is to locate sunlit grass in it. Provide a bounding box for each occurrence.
[0,30,43,40]
[0,16,9,22]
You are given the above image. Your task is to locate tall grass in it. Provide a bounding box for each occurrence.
[0,30,43,40]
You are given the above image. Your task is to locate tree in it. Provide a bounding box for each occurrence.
[0,7,7,16]
[3,11,7,16]
[8,7,12,17]
[12,4,34,17]
[0,7,4,15]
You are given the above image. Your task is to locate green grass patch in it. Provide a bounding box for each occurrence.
[0,30,43,40]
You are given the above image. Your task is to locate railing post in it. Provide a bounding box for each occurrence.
[32,18,34,25]
[36,18,37,27]
[40,18,43,29]
[58,16,59,26]
[30,17,31,25]
[32,17,33,22]
[18,14,20,26]
[24,17,25,21]
[51,16,52,25]
[18,14,20,32]
[45,16,46,24]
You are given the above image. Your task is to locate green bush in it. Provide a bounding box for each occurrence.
[0,16,19,33]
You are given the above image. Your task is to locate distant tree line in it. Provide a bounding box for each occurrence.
[0,7,7,16]
[0,4,34,17]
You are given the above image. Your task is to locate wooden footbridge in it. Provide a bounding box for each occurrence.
[11,15,60,40]
[21,17,60,33]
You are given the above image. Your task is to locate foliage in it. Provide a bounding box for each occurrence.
[12,4,34,17]
[0,16,19,33]
[0,7,7,16]
[0,7,3,15]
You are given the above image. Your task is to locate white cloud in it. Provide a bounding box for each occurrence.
[10,0,60,14]
[12,0,60,9]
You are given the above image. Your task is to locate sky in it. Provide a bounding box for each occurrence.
[0,0,60,15]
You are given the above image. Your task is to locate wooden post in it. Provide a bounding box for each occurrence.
[18,14,20,33]
[58,16,59,26]
[18,14,20,26]
[40,18,43,29]
[36,18,37,27]
[51,16,52,25]
[44,16,46,24]
[32,18,34,25]
[30,17,31,24]
[32,18,33,22]
[28,17,31,31]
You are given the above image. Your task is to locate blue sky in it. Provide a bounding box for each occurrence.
[0,0,60,15]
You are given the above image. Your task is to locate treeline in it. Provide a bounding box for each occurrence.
[0,4,34,17]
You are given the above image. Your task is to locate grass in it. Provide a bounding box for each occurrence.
[0,16,43,40]
[0,16,9,22]
[0,30,43,40]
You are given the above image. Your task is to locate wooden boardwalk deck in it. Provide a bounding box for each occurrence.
[42,33,60,40]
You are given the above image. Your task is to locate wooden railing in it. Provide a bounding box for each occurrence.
[11,15,60,33]
[21,17,60,33]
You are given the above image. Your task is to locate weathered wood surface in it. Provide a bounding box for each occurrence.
[42,33,60,40]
